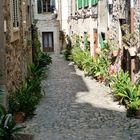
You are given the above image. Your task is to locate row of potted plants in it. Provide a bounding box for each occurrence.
[70,46,110,82]
[8,22,52,123]
[70,45,140,118]
[8,52,52,123]
[110,70,140,118]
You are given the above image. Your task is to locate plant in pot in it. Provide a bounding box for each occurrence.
[8,81,38,123]
[94,51,110,82]
[110,69,131,102]
[112,48,119,57]
[8,87,26,123]
[0,104,25,140]
[127,100,140,119]
[126,84,140,118]
[37,52,52,68]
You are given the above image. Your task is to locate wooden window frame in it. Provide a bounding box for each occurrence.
[37,0,54,14]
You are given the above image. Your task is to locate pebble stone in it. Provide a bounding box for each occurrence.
[24,54,140,140]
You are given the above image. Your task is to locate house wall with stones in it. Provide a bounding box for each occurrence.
[1,0,32,95]
[0,0,5,85]
[133,0,140,74]
[68,0,98,55]
[68,0,108,56]
[134,0,140,48]
[107,0,130,49]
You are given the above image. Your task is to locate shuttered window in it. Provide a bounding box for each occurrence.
[84,32,88,49]
[92,0,98,6]
[12,0,19,27]
[78,0,82,9]
[84,0,89,8]
[37,0,42,13]
[99,33,105,49]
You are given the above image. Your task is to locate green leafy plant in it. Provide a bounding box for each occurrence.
[71,46,85,69]
[125,85,140,117]
[71,45,110,80]
[121,24,138,48]
[38,52,52,68]
[8,80,39,117]
[111,69,131,96]
[93,51,110,79]
[0,104,25,140]
[9,64,44,118]
[59,30,65,41]
[64,35,72,60]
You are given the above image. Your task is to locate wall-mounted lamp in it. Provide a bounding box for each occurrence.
[52,8,57,19]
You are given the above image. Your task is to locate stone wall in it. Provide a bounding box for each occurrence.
[134,0,140,48]
[3,0,32,94]
[108,0,130,49]
[0,0,5,84]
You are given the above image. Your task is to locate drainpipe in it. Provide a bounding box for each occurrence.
[130,0,135,82]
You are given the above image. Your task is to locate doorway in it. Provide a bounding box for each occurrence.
[42,32,54,52]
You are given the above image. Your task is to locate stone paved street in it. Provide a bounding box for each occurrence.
[25,54,140,140]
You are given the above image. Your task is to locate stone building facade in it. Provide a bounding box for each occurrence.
[33,0,61,54]
[134,0,140,49]
[68,0,108,56]
[0,0,32,102]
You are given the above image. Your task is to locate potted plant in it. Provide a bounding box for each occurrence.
[126,84,140,119]
[8,80,39,122]
[8,64,44,123]
[127,100,140,119]
[9,92,26,123]
[112,49,119,57]
[0,104,25,140]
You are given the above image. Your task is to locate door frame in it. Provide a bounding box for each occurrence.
[42,32,54,52]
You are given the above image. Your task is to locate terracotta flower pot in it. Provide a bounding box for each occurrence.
[13,112,25,123]
[135,109,140,119]
[127,108,140,119]
[95,48,100,54]
[96,76,105,82]
[112,50,118,57]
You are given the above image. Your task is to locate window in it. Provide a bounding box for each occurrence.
[99,33,105,49]
[84,32,88,49]
[84,0,89,8]
[12,0,19,27]
[37,0,55,13]
[77,0,82,9]
[92,0,98,6]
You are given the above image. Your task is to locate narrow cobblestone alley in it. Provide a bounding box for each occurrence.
[25,55,140,140]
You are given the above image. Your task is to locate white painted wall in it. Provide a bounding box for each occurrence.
[60,0,69,34]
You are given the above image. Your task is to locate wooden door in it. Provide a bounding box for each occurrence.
[42,32,54,52]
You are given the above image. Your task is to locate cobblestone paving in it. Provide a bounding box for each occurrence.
[24,54,140,140]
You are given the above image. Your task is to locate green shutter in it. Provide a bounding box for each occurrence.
[84,0,89,7]
[99,34,105,49]
[84,32,88,49]
[92,0,98,6]
[78,0,82,9]
[37,0,42,13]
